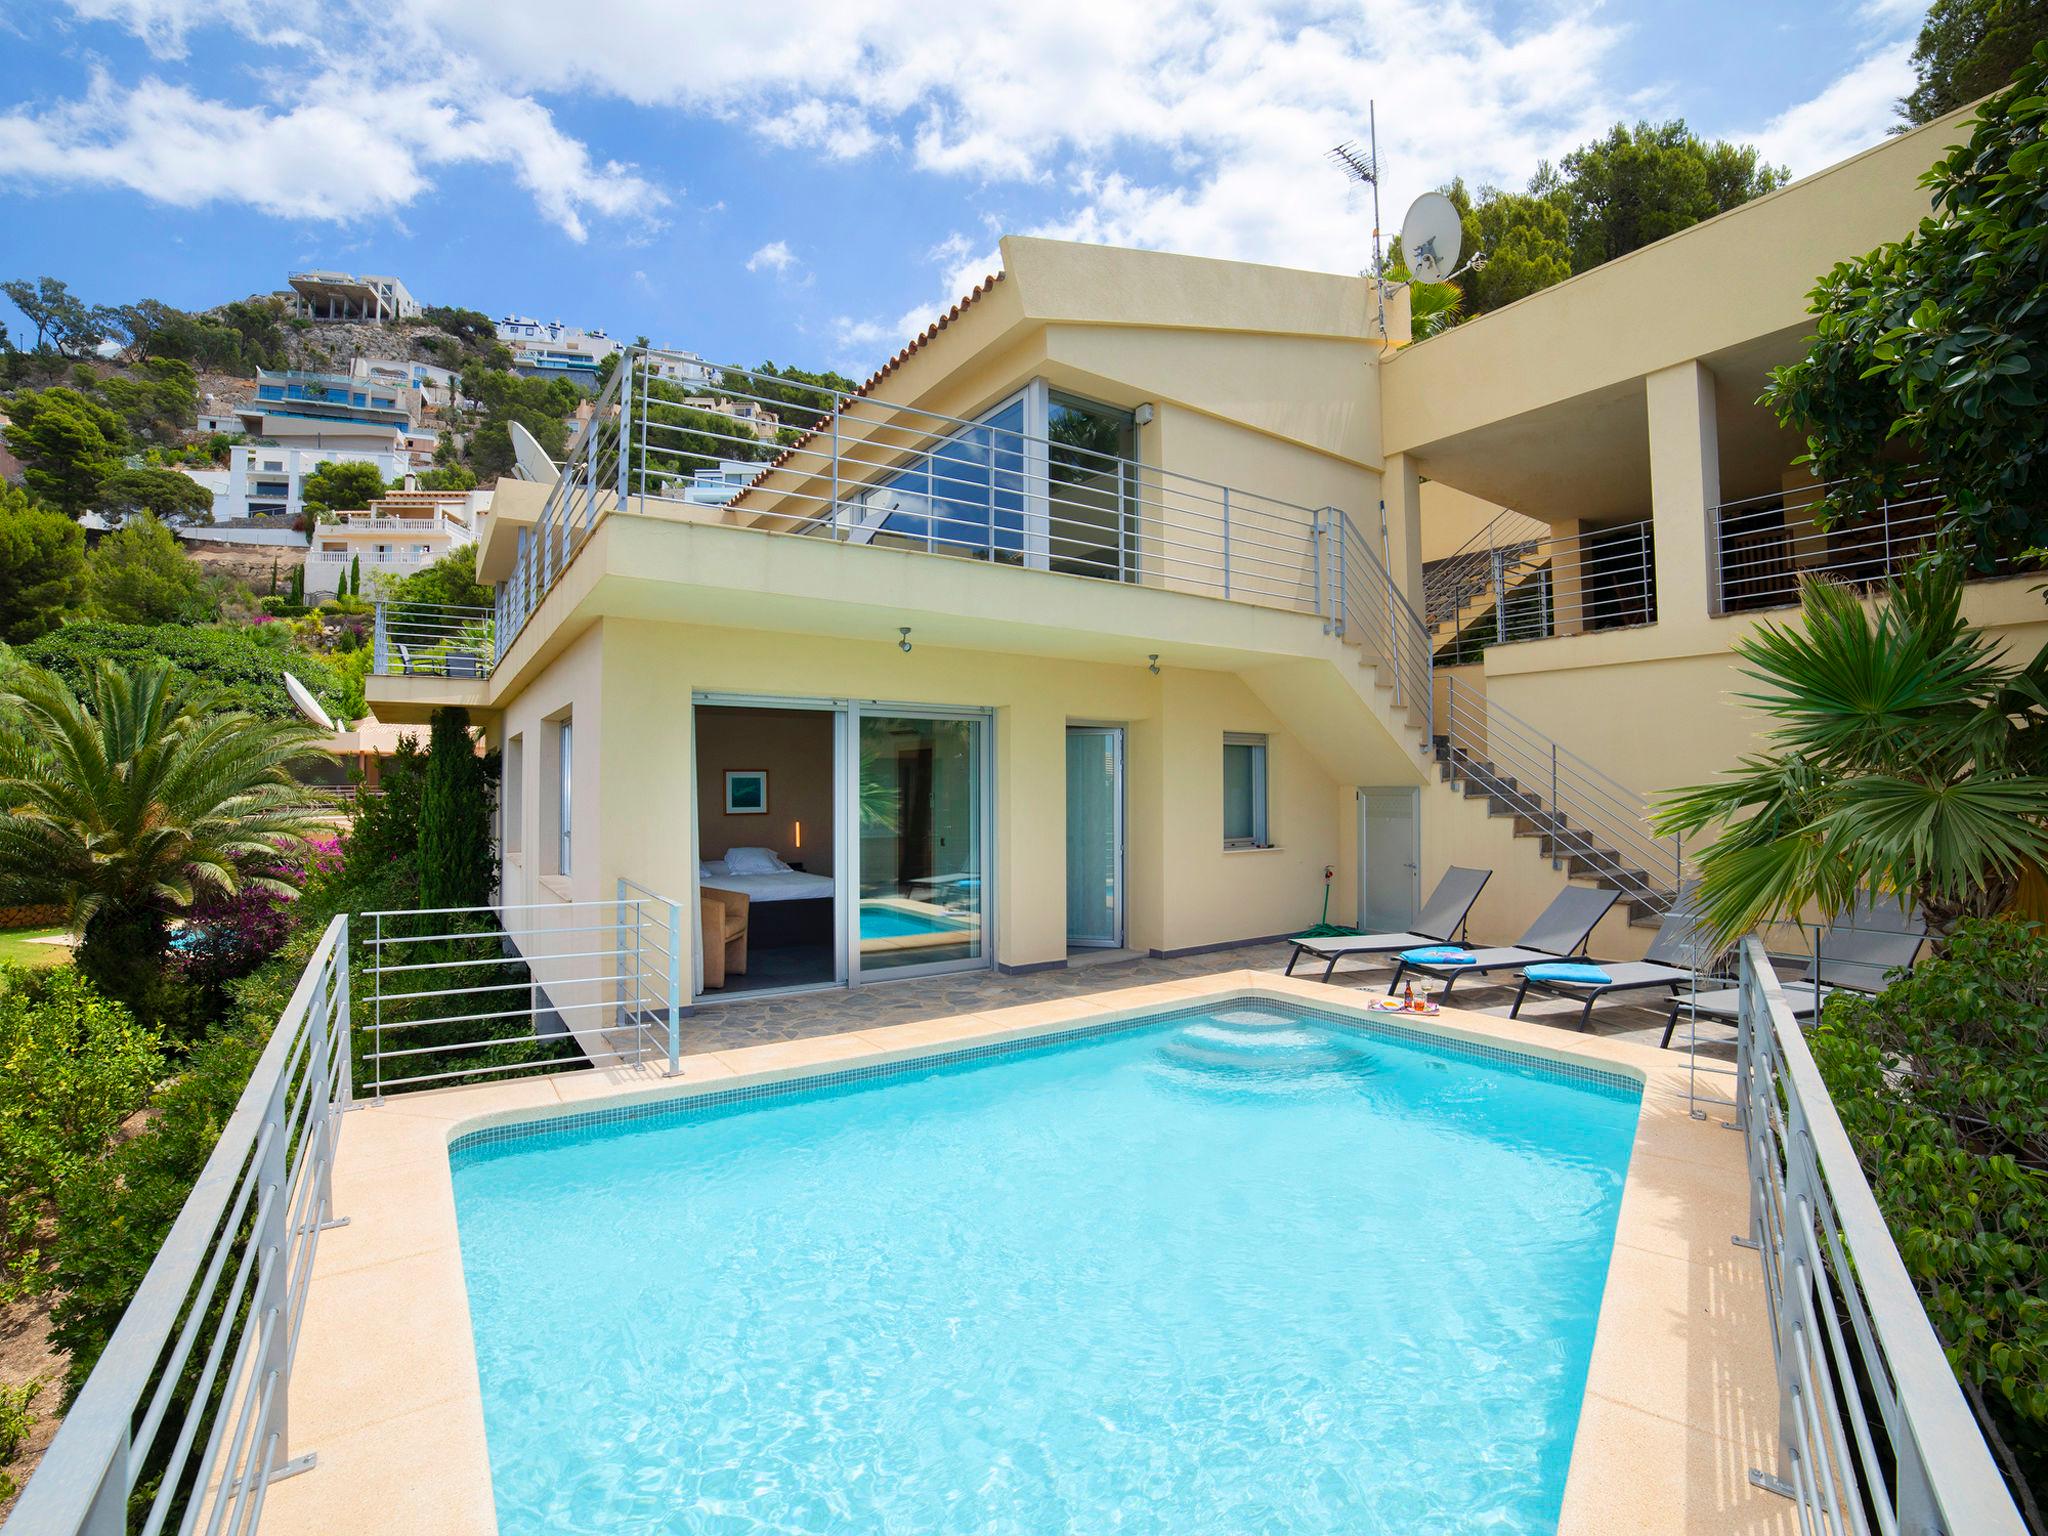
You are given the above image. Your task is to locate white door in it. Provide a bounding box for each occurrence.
[1357,788,1420,931]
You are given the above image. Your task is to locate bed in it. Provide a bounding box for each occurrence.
[701,853,834,949]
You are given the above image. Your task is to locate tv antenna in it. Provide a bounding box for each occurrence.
[1327,101,1389,337]
[1331,106,1488,339]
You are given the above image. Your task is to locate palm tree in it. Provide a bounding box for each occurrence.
[1655,557,2048,946]
[0,661,331,1020]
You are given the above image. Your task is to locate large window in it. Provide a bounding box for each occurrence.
[1223,733,1269,849]
[844,381,1137,578]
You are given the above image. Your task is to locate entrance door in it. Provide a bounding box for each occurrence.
[853,710,990,979]
[1358,788,1420,931]
[1065,726,1123,947]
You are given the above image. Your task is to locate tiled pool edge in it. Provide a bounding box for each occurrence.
[261,969,1794,1536]
[448,995,1641,1163]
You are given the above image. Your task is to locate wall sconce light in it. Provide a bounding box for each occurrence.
[1147,654,1161,675]
[899,627,913,653]
[794,820,803,850]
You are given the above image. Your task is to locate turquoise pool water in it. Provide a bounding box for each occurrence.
[858,903,971,939]
[451,1003,1640,1534]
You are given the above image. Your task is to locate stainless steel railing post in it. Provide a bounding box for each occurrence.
[666,899,683,1077]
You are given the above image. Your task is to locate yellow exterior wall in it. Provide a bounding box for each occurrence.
[575,617,1346,977]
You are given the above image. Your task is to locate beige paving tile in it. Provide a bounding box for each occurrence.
[1558,1393,1798,1536]
[370,1074,564,1125]
[330,1101,459,1175]
[709,1031,888,1080]
[320,1152,459,1276]
[261,1391,495,1536]
[287,1245,480,1444]
[1583,1243,1779,1452]
[1615,1147,1755,1266]
[546,1051,738,1103]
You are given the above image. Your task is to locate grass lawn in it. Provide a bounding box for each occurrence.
[0,928,72,969]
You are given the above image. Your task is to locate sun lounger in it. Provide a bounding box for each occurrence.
[1283,867,1492,981]
[1508,885,1718,1031]
[1387,886,1621,999]
[1659,895,1926,1047]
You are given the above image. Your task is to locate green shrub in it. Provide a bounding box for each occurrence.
[0,967,163,1298]
[1813,917,2048,1497]
[16,620,343,720]
[49,1008,265,1394]
[0,1376,42,1503]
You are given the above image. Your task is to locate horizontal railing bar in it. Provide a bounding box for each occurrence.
[366,992,658,1034]
[368,1053,594,1091]
[370,969,641,1005]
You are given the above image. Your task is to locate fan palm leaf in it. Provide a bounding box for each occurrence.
[1656,560,2048,947]
[0,661,332,995]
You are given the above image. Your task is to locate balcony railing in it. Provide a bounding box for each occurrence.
[372,601,495,679]
[1430,517,1657,661]
[1713,471,1953,614]
[490,350,1431,736]
[1733,937,2029,1534]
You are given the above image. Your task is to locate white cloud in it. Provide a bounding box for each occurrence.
[746,240,798,275]
[14,0,1943,352]
[1,11,668,241]
[1747,44,1920,176]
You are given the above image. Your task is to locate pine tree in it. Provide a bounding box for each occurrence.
[416,706,493,910]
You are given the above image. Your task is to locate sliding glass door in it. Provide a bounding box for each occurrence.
[854,710,989,978]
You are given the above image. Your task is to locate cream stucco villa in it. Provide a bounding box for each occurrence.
[367,100,2041,1014]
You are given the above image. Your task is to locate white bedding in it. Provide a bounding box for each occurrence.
[700,870,836,903]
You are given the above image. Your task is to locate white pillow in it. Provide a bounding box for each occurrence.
[699,859,731,877]
[724,846,787,875]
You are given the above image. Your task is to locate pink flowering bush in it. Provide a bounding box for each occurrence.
[175,836,343,985]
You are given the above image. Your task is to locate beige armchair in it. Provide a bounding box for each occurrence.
[699,889,750,990]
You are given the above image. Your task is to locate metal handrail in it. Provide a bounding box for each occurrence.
[486,349,1404,669]
[1710,471,1971,615]
[1334,512,1433,742]
[1733,939,2028,1534]
[1439,674,1684,912]
[360,893,682,1095]
[1423,508,1543,628]
[372,602,496,680]
[4,916,351,1536]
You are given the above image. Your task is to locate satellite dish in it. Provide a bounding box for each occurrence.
[507,419,561,485]
[283,672,338,734]
[1399,192,1463,284]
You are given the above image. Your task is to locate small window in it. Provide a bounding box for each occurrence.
[556,718,573,876]
[504,736,523,856]
[1223,733,1268,849]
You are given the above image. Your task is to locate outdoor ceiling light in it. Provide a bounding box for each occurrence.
[1148,654,1161,675]
[899,627,913,653]
[1134,403,1156,427]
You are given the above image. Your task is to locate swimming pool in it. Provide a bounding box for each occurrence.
[450,1001,1640,1533]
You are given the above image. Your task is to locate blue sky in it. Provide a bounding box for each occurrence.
[0,1,1931,380]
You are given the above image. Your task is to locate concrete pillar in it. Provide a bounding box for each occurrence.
[1645,361,1721,627]
[1381,451,1424,612]
[1545,516,1587,637]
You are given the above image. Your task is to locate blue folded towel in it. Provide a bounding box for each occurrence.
[1400,946,1476,965]
[1525,962,1613,986]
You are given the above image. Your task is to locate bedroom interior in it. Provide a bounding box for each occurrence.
[695,703,837,994]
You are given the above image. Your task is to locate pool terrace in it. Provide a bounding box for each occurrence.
[259,953,1780,1536]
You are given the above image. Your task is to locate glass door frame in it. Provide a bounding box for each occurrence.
[689,692,852,1002]
[1065,723,1125,949]
[848,701,998,987]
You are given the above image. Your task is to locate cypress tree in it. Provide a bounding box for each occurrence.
[417,706,493,910]
[349,554,361,598]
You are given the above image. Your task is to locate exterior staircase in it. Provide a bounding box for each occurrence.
[1430,737,1679,926]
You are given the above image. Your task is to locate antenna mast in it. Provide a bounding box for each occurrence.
[1326,100,1389,338]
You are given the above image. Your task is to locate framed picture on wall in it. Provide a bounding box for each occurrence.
[724,769,769,815]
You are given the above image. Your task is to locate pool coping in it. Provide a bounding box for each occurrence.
[261,969,1795,1536]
